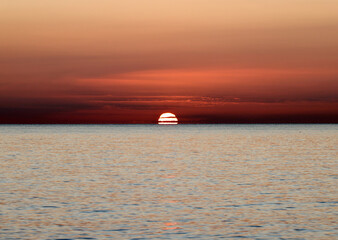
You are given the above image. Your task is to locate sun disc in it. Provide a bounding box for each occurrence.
[158,112,178,125]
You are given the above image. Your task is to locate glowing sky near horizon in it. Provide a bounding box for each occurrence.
[0,0,337,123]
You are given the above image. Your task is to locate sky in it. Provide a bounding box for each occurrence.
[0,0,337,123]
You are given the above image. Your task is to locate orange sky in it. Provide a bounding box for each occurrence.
[0,0,337,123]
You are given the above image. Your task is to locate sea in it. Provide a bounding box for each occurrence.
[0,124,337,239]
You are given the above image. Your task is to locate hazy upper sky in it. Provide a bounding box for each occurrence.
[1,0,337,123]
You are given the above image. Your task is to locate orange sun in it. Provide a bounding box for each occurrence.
[158,112,178,125]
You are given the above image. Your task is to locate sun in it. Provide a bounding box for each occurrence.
[158,112,178,125]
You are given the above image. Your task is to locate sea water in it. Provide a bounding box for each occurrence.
[0,124,337,239]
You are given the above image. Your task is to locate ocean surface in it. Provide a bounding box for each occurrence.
[0,124,337,239]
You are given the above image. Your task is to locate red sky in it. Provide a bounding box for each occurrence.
[0,0,337,123]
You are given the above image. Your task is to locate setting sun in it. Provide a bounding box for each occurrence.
[158,113,178,125]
